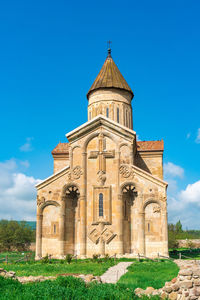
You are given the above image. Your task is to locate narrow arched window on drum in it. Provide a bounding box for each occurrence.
[99,193,103,217]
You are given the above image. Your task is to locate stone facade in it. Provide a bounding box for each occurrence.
[35,50,168,259]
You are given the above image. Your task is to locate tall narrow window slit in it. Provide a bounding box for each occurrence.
[99,193,103,217]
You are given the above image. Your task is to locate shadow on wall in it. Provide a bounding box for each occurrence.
[135,153,151,174]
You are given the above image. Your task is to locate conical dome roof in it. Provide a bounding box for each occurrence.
[87,50,134,99]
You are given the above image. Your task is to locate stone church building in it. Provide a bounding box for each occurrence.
[35,49,168,259]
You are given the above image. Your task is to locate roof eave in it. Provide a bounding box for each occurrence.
[87,86,134,100]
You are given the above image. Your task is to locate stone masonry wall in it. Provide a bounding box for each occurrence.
[135,260,200,300]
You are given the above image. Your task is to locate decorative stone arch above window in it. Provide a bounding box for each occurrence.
[120,181,141,195]
[38,200,60,215]
[143,199,163,213]
[61,183,81,198]
[83,131,117,153]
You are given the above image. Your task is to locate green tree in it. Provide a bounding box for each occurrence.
[175,220,183,234]
[0,220,35,251]
[168,230,178,249]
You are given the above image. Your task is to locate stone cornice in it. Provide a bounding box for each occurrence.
[66,115,136,143]
[137,151,163,157]
[35,166,70,190]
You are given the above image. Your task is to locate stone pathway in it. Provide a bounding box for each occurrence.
[100,261,133,284]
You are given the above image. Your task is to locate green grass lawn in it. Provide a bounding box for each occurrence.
[0,276,161,300]
[0,259,119,277]
[118,260,179,290]
[0,257,179,299]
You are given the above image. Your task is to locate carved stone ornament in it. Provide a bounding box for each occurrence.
[119,164,135,179]
[67,171,72,181]
[37,196,45,207]
[161,195,167,202]
[72,166,83,179]
[97,170,106,186]
[67,166,83,181]
[88,225,116,244]
[153,205,161,214]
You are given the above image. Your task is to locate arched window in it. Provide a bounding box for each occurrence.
[126,110,128,127]
[148,223,150,232]
[106,107,109,118]
[117,107,119,123]
[99,193,103,217]
[53,224,56,234]
[89,111,91,120]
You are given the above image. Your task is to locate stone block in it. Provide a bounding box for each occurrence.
[179,281,193,289]
[161,292,168,299]
[163,286,173,293]
[179,276,186,281]
[192,269,200,277]
[169,292,178,300]
[193,279,200,286]
[144,287,155,295]
[179,270,193,276]
[134,288,145,295]
[172,284,179,291]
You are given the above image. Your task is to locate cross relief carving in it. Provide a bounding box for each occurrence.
[88,133,115,185]
[88,224,116,245]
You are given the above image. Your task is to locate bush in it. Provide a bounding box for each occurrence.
[65,254,72,264]
[168,231,179,249]
[92,254,99,262]
[41,254,49,264]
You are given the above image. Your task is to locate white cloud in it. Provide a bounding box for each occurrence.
[0,159,16,189]
[20,160,30,168]
[166,178,178,194]
[136,134,141,141]
[179,180,200,205]
[0,159,40,220]
[20,137,33,152]
[186,132,191,139]
[167,180,200,229]
[195,128,200,144]
[164,161,200,229]
[164,162,184,179]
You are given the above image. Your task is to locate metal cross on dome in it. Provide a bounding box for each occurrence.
[107,40,112,49]
[107,41,112,57]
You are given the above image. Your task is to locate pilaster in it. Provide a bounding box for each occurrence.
[35,212,43,259]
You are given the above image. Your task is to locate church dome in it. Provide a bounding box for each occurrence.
[87,49,134,100]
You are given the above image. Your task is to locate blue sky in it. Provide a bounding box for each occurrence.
[0,0,199,227]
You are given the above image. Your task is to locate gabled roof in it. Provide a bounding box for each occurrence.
[35,165,70,189]
[66,115,136,142]
[132,164,167,187]
[87,50,134,99]
[137,140,164,152]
